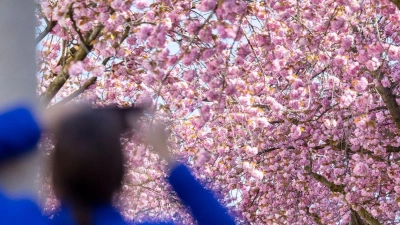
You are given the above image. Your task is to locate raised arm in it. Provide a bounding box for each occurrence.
[146,125,236,225]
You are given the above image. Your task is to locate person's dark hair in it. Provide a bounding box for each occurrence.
[52,108,125,225]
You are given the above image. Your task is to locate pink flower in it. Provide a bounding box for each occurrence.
[92,65,105,77]
[200,104,211,122]
[333,55,347,67]
[331,18,346,31]
[201,72,212,83]
[204,90,219,101]
[135,0,148,10]
[182,49,199,66]
[232,1,247,14]
[142,73,155,86]
[245,146,258,157]
[272,59,282,72]
[157,48,169,61]
[339,89,357,108]
[242,161,254,170]
[353,162,369,176]
[238,95,252,106]
[111,0,129,11]
[346,62,360,76]
[126,36,137,46]
[254,117,270,128]
[381,77,391,88]
[137,25,153,41]
[199,27,213,43]
[251,169,264,181]
[68,61,84,76]
[365,57,381,71]
[145,10,156,21]
[167,55,178,66]
[354,77,368,92]
[266,97,284,113]
[183,70,196,82]
[341,35,354,50]
[196,0,217,12]
[327,75,340,88]
[237,44,251,57]
[290,125,302,139]
[324,119,337,129]
[195,149,210,166]
[225,84,236,96]
[388,45,400,59]
[201,48,215,60]
[216,24,229,39]
[136,92,153,108]
[187,20,200,34]
[203,138,214,150]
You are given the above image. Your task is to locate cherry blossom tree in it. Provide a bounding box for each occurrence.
[36,0,400,224]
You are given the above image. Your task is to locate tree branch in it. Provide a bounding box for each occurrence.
[306,169,345,194]
[36,20,57,45]
[68,4,90,53]
[350,209,367,225]
[306,206,325,225]
[373,69,400,132]
[41,25,104,106]
[306,169,381,225]
[357,207,381,225]
[389,0,400,10]
[387,146,400,153]
[51,77,97,107]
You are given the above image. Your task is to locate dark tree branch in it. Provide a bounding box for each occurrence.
[357,208,381,225]
[68,4,90,53]
[389,0,400,10]
[36,20,57,45]
[306,168,345,194]
[372,69,400,132]
[306,206,325,225]
[387,146,400,153]
[51,77,97,107]
[350,209,367,225]
[41,25,104,106]
[306,168,381,225]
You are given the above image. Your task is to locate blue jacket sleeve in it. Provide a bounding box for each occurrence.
[0,193,47,225]
[168,164,236,225]
[0,106,41,161]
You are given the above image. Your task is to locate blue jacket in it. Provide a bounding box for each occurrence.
[0,192,47,225]
[0,106,46,225]
[0,106,41,162]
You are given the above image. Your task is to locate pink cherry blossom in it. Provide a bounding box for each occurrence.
[68,61,84,76]
[354,77,369,92]
[365,57,381,71]
[245,146,258,157]
[353,162,370,176]
[135,0,148,10]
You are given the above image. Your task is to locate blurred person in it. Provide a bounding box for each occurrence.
[49,106,128,225]
[48,105,236,225]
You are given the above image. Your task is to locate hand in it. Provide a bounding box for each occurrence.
[144,123,177,168]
